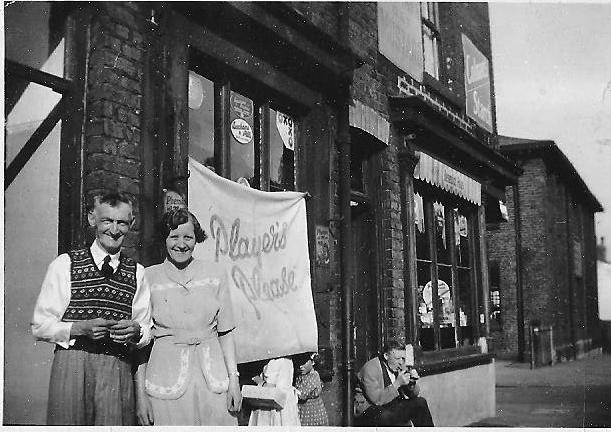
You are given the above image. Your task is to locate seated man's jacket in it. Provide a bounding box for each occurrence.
[355,355,420,417]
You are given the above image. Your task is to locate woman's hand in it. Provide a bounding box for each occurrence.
[226,376,242,413]
[136,389,154,426]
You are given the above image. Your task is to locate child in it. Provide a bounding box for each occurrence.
[248,357,300,426]
[294,352,329,426]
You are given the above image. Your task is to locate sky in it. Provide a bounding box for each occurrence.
[489,2,611,260]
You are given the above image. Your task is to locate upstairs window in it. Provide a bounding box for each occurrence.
[421,2,440,80]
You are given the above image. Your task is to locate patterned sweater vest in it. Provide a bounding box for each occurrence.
[62,248,137,322]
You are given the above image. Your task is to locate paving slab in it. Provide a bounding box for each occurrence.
[470,351,611,427]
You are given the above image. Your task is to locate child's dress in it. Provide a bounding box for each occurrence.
[295,369,329,426]
[248,358,300,426]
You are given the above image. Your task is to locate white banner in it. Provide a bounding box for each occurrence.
[187,157,318,363]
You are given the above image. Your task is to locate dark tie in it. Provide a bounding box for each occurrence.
[101,255,114,278]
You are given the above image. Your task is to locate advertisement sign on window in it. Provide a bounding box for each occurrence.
[462,34,493,132]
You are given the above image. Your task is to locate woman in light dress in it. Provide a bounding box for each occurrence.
[135,208,242,425]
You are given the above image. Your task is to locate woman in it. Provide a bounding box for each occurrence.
[135,208,242,425]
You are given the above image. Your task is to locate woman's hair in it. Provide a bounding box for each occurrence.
[159,208,207,243]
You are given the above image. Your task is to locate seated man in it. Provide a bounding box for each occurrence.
[356,340,434,426]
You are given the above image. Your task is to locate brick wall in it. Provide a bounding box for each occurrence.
[489,151,601,360]
[85,2,147,260]
[486,186,519,357]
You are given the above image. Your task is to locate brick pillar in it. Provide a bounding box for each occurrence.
[83,2,147,260]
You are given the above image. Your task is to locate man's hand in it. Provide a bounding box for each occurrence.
[109,320,141,344]
[394,369,412,388]
[226,376,242,413]
[71,318,117,340]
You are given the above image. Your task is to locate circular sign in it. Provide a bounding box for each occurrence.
[231,118,253,144]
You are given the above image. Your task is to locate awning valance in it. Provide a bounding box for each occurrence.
[414,151,481,205]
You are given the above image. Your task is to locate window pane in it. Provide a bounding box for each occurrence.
[270,109,295,191]
[414,193,430,260]
[5,80,62,167]
[423,27,439,79]
[188,71,214,169]
[456,210,470,266]
[457,268,474,346]
[420,2,430,21]
[417,260,435,351]
[434,201,450,264]
[438,264,456,349]
[229,91,255,183]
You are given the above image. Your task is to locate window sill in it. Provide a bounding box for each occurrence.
[418,351,495,377]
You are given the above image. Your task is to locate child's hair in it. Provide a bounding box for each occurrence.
[292,352,319,372]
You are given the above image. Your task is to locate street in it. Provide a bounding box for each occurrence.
[471,351,611,427]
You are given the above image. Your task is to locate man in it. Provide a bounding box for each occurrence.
[356,340,434,426]
[32,192,151,425]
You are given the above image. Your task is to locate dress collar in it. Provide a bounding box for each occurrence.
[162,258,196,286]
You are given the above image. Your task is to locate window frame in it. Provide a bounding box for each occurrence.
[414,181,482,356]
[420,1,441,80]
[4,2,88,253]
[187,55,298,192]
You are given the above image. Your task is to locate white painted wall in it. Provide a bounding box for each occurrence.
[418,362,496,426]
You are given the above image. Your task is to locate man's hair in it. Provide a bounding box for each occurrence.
[159,208,207,243]
[382,339,404,354]
[90,191,133,212]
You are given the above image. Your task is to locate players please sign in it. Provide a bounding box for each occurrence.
[188,157,318,363]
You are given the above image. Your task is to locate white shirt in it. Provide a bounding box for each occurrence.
[31,240,152,349]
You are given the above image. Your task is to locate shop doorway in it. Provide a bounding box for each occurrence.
[351,201,380,369]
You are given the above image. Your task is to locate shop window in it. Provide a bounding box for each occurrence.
[415,185,478,351]
[187,66,297,191]
[421,2,440,80]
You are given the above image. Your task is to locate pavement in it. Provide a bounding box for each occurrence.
[469,350,611,427]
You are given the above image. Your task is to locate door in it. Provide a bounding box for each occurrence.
[351,201,380,370]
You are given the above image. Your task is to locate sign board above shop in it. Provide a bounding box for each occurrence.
[462,35,493,132]
[377,2,424,81]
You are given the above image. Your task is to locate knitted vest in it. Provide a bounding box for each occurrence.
[61,248,137,322]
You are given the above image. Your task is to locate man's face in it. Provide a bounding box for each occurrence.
[88,202,133,255]
[384,348,406,373]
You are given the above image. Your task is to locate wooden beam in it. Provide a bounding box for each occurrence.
[181,14,321,108]
[5,59,72,94]
[226,2,352,77]
[6,98,65,189]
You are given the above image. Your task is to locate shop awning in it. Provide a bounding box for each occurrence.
[414,151,481,205]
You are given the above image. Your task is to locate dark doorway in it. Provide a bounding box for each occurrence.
[351,200,380,370]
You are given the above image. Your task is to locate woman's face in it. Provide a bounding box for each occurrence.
[166,220,196,266]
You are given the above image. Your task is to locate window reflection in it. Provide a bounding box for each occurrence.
[188,71,215,170]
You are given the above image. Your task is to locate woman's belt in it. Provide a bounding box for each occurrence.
[153,328,216,345]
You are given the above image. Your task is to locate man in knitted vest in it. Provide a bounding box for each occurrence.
[32,192,151,425]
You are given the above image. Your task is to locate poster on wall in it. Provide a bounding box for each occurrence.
[462,34,493,132]
[187,157,318,363]
[377,2,423,81]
